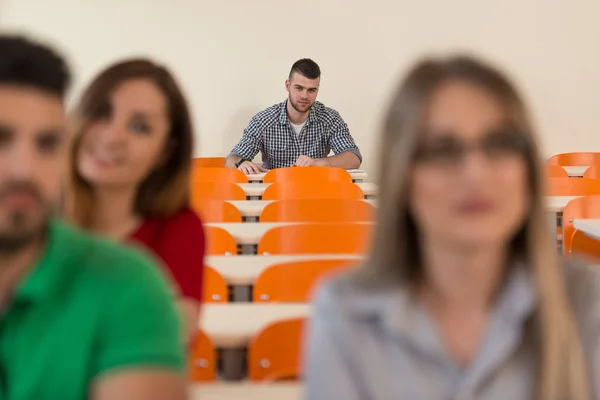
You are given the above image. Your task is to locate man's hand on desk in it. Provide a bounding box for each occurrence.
[294,155,329,167]
[237,161,267,174]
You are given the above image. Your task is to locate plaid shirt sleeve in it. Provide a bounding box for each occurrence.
[330,119,362,163]
[228,116,262,161]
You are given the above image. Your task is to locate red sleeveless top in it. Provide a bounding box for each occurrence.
[129,208,205,301]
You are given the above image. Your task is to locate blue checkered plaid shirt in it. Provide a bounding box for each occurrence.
[228,100,362,169]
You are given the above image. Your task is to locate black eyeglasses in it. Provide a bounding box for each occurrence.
[413,128,528,166]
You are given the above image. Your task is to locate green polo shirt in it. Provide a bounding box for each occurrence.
[0,220,184,399]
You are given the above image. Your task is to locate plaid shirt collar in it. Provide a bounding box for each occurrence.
[277,99,320,126]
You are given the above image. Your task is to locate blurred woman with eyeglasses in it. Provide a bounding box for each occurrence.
[305,56,598,399]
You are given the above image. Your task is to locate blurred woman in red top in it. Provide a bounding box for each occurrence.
[64,59,204,341]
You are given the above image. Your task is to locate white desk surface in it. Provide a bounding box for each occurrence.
[237,181,378,198]
[215,197,568,219]
[563,166,588,177]
[205,254,365,285]
[574,219,600,241]
[199,303,311,348]
[246,168,367,182]
[205,221,373,246]
[227,199,377,218]
[544,196,581,213]
[190,382,303,400]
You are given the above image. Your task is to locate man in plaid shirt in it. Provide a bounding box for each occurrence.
[225,59,362,173]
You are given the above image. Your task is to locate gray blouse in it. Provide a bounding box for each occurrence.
[305,261,600,399]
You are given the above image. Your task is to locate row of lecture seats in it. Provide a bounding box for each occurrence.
[191,261,355,381]
[547,177,600,195]
[548,152,600,166]
[192,180,365,201]
[546,177,600,246]
[192,254,364,381]
[546,165,600,179]
[192,166,354,183]
[560,195,600,258]
[196,198,375,223]
[190,318,306,382]
[203,259,357,303]
[187,153,600,383]
[205,223,372,256]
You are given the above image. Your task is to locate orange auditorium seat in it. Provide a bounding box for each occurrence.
[254,259,357,302]
[189,331,216,381]
[561,196,600,254]
[571,229,600,262]
[260,199,374,222]
[545,165,568,178]
[192,167,248,183]
[262,181,363,201]
[257,223,372,255]
[203,266,228,303]
[583,166,600,179]
[263,166,352,183]
[191,182,246,201]
[193,157,226,168]
[204,226,237,255]
[546,178,600,196]
[548,152,600,166]
[248,318,305,381]
[192,199,242,222]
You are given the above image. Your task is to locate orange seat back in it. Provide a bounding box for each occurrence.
[192,199,242,222]
[562,196,600,253]
[191,182,246,201]
[189,331,216,381]
[258,223,372,255]
[262,181,363,201]
[248,318,305,381]
[203,266,228,303]
[205,226,237,255]
[571,230,600,262]
[192,167,248,183]
[583,166,600,179]
[193,157,226,168]
[263,167,352,183]
[254,259,356,302]
[260,199,375,222]
[548,152,600,166]
[546,178,600,196]
[545,165,568,178]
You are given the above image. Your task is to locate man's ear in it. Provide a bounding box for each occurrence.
[285,79,290,92]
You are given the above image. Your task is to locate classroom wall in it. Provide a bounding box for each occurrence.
[1,0,599,177]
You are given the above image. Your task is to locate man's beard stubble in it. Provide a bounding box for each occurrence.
[289,96,313,114]
[0,181,51,255]
[0,211,49,254]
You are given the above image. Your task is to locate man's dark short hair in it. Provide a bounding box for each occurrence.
[0,35,70,97]
[289,58,321,80]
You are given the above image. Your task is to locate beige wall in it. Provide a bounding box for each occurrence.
[1,0,599,175]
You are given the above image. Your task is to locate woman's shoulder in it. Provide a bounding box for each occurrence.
[163,207,203,226]
[149,208,204,234]
[134,208,204,247]
[313,266,404,322]
[564,258,600,318]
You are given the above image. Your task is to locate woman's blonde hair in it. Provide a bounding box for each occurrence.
[359,56,589,399]
[64,59,193,228]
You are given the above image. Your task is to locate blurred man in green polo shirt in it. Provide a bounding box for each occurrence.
[0,36,186,399]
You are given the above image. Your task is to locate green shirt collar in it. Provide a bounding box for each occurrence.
[15,220,74,302]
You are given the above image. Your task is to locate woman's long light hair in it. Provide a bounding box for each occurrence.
[358,56,589,399]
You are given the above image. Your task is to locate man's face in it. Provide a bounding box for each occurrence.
[0,85,65,253]
[285,72,320,113]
